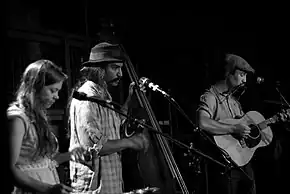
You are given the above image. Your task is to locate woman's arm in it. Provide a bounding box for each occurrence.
[52,152,70,165]
[52,146,88,165]
[9,117,52,193]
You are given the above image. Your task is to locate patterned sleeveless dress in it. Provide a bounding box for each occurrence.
[7,105,60,194]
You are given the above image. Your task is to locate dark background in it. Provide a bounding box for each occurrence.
[4,1,290,193]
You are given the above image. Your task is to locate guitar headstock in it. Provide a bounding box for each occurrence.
[277,108,290,123]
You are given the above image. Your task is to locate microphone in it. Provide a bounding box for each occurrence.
[256,76,265,84]
[255,76,280,86]
[139,77,170,97]
[72,91,89,100]
[72,91,111,105]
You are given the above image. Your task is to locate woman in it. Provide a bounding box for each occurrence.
[8,59,85,194]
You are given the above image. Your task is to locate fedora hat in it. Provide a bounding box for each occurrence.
[82,42,124,66]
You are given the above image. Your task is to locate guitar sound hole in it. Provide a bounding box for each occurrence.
[248,124,260,138]
[244,124,261,148]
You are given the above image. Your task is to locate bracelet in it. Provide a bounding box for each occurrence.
[51,159,59,168]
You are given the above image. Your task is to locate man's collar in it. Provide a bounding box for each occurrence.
[78,80,112,101]
[213,81,231,96]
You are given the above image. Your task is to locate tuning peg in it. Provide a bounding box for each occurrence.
[278,109,290,122]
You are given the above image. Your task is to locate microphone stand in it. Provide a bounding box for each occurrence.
[72,91,226,170]
[156,91,254,192]
[168,89,174,150]
[275,81,290,108]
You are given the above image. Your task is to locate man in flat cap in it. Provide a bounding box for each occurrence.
[196,53,258,194]
[67,42,149,194]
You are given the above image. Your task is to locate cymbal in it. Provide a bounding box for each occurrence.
[263,100,288,106]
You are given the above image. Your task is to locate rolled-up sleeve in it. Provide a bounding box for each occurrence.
[197,92,217,119]
[73,100,108,154]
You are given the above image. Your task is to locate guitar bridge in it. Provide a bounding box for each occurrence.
[239,139,247,148]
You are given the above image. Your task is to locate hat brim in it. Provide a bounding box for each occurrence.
[82,58,123,66]
[236,66,255,74]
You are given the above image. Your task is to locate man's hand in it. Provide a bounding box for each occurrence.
[232,123,251,139]
[127,132,149,153]
[46,183,73,194]
[70,146,87,162]
[128,81,146,97]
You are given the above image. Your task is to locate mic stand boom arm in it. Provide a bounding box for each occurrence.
[275,82,290,108]
[72,91,226,169]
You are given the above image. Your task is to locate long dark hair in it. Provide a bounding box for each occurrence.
[66,63,108,138]
[11,59,68,158]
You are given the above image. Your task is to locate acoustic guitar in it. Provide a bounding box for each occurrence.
[214,109,290,166]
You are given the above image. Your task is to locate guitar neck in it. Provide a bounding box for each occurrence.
[258,115,278,130]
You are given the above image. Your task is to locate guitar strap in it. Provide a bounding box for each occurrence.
[212,85,240,119]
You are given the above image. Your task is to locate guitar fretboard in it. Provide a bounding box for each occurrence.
[258,115,278,130]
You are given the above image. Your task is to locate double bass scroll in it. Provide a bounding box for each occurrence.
[120,44,190,194]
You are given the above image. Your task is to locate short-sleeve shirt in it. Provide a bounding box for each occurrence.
[196,85,245,162]
[198,85,244,122]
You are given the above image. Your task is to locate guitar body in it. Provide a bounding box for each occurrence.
[214,111,273,166]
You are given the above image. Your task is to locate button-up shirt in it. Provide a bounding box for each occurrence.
[198,85,244,121]
[69,81,123,194]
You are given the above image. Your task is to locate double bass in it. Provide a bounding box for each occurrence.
[119,44,190,194]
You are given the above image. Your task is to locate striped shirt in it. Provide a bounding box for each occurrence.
[69,81,123,194]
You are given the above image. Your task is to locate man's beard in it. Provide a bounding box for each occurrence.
[108,77,121,85]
